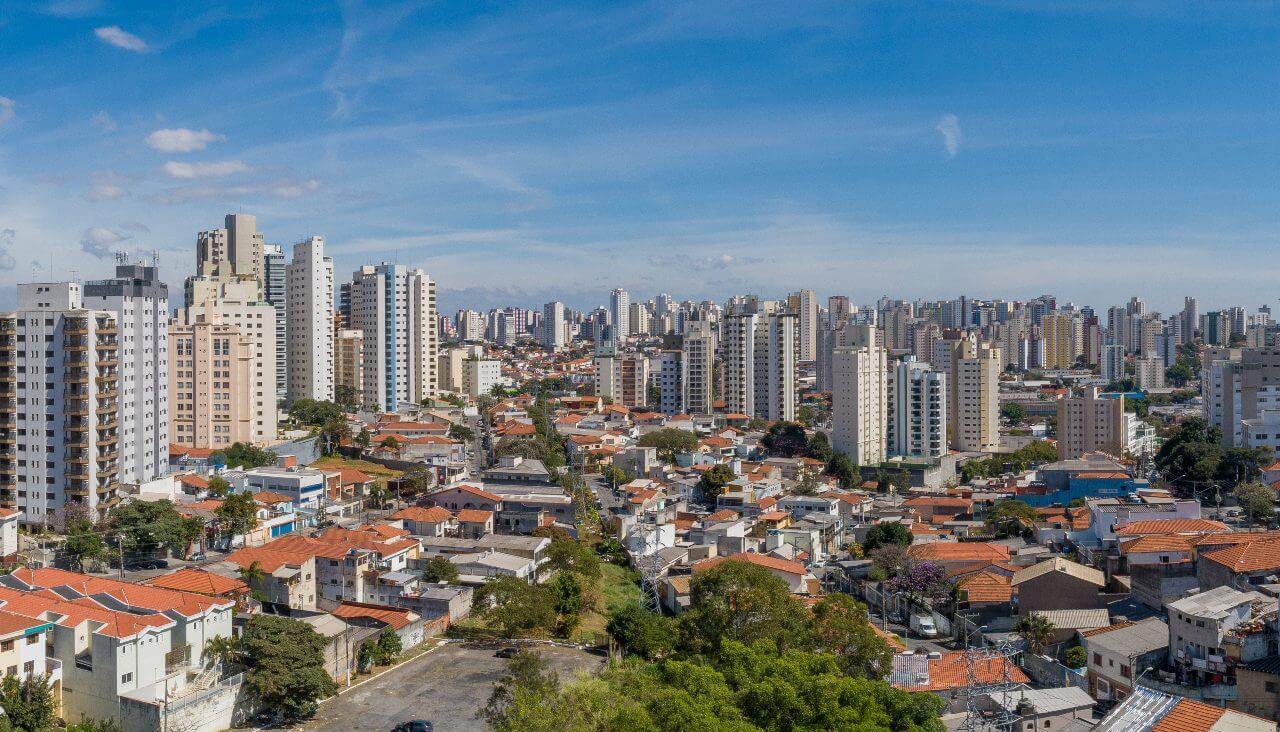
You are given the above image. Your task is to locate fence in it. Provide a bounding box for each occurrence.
[1022,653,1088,691]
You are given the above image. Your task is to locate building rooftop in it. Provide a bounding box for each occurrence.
[1085,617,1169,656]
[1012,557,1105,587]
[1166,586,1257,620]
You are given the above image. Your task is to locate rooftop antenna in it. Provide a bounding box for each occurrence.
[114,251,129,266]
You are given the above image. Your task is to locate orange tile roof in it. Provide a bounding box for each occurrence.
[455,509,493,524]
[332,601,418,630]
[440,483,502,502]
[336,468,374,484]
[1193,530,1280,548]
[177,474,210,489]
[903,496,973,509]
[706,508,738,522]
[1201,538,1280,573]
[1116,518,1229,536]
[142,569,247,597]
[692,552,806,577]
[12,567,234,616]
[897,651,1029,691]
[758,511,790,521]
[956,571,1013,604]
[0,609,45,636]
[253,491,294,505]
[224,545,315,573]
[872,623,907,651]
[0,508,16,519]
[184,498,224,512]
[1152,698,1228,732]
[1080,620,1137,638]
[0,586,173,639]
[907,542,1010,563]
[391,506,454,523]
[361,523,411,539]
[1120,534,1196,555]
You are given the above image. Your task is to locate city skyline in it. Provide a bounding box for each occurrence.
[2,2,1280,313]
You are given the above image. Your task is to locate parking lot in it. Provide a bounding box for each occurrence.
[298,642,606,732]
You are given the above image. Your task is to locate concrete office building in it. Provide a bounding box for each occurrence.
[936,331,1001,452]
[285,237,335,403]
[831,325,885,465]
[262,244,287,400]
[169,302,256,450]
[82,261,168,486]
[348,264,438,412]
[886,357,946,460]
[541,301,565,352]
[1056,386,1125,460]
[0,283,122,525]
[335,329,364,406]
[681,319,715,415]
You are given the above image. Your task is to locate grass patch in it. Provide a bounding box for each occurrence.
[311,456,404,478]
[573,563,643,644]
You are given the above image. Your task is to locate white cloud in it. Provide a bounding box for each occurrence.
[90,110,115,131]
[146,128,223,152]
[270,178,321,198]
[0,97,14,127]
[94,26,148,52]
[79,227,128,258]
[936,114,961,158]
[162,160,249,179]
[87,183,125,201]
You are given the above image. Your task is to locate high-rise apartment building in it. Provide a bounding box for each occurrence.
[262,244,287,400]
[0,284,121,526]
[189,213,266,305]
[1101,344,1125,385]
[886,357,946,459]
[285,237,334,403]
[722,308,798,421]
[82,262,168,486]
[168,302,256,450]
[1203,348,1280,448]
[681,319,715,415]
[1134,357,1165,390]
[462,357,502,398]
[348,264,438,412]
[793,289,819,361]
[628,302,651,336]
[648,350,682,414]
[1041,313,1074,369]
[335,329,364,405]
[541,302,565,352]
[1056,386,1125,459]
[831,325,886,465]
[936,331,1001,452]
[610,288,630,339]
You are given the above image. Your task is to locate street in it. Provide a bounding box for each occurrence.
[296,643,605,732]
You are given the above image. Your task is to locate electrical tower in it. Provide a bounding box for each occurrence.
[959,639,1022,732]
[632,515,665,613]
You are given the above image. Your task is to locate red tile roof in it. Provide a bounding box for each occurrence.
[454,509,492,524]
[142,569,247,597]
[956,571,1013,604]
[1152,698,1228,732]
[1201,538,1280,574]
[440,483,502,502]
[895,651,1029,691]
[0,586,173,639]
[1115,518,1229,536]
[1120,534,1195,555]
[253,491,294,505]
[391,506,454,523]
[8,567,232,618]
[907,542,1010,563]
[692,552,806,577]
[332,601,419,630]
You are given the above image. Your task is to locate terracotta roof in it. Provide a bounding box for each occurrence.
[758,511,790,521]
[9,567,232,617]
[706,508,738,522]
[455,509,493,524]
[872,623,907,651]
[1201,538,1280,574]
[903,496,973,509]
[956,571,1013,604]
[253,491,294,505]
[391,506,454,523]
[336,468,374,485]
[143,569,247,597]
[439,483,502,502]
[907,542,1010,563]
[1116,518,1229,536]
[1193,530,1280,548]
[1152,698,1228,732]
[332,601,419,630]
[0,508,16,519]
[0,586,173,640]
[177,474,210,489]
[1081,620,1137,638]
[895,651,1029,692]
[1120,534,1195,555]
[692,552,806,577]
[0,609,45,637]
[361,523,411,539]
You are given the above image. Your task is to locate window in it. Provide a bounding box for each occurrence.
[1267,681,1277,693]
[0,640,10,652]
[22,661,32,674]
[1121,664,1131,678]
[121,672,132,684]
[25,635,37,645]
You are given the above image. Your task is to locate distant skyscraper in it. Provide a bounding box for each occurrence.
[681,319,715,414]
[722,305,798,421]
[348,264,438,412]
[83,261,169,486]
[262,244,286,399]
[542,302,565,352]
[1041,313,1074,369]
[610,288,630,338]
[1101,344,1125,384]
[189,213,266,305]
[794,289,819,361]
[936,331,1000,452]
[285,237,335,403]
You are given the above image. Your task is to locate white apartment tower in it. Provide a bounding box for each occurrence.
[681,319,715,415]
[886,357,947,459]
[793,289,820,361]
[1,284,121,525]
[82,261,168,486]
[285,237,335,403]
[262,244,287,399]
[723,308,799,421]
[349,264,438,412]
[936,331,1001,452]
[1101,344,1125,385]
[831,325,886,465]
[542,301,566,352]
[610,288,631,338]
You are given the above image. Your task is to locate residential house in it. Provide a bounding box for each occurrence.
[1084,617,1169,702]
[1012,558,1106,613]
[691,553,815,594]
[890,651,1030,713]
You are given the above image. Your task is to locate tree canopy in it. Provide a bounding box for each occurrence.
[422,555,460,584]
[289,399,345,426]
[1235,482,1276,524]
[214,442,278,470]
[698,464,738,501]
[637,428,700,462]
[215,490,258,541]
[863,522,912,552]
[761,422,809,457]
[108,500,203,558]
[960,441,1057,482]
[240,615,337,720]
[983,499,1038,537]
[1156,417,1270,488]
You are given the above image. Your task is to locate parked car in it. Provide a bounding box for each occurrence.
[909,613,938,638]
[125,558,169,571]
[495,646,520,658]
[391,721,433,732]
[188,551,206,562]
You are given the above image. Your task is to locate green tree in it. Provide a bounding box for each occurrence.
[214,442,278,469]
[864,522,912,552]
[1015,614,1056,656]
[806,431,833,463]
[288,398,344,426]
[422,555,460,583]
[811,593,894,678]
[984,499,1039,537]
[379,435,401,451]
[474,575,557,638]
[605,604,677,660]
[1165,363,1194,387]
[207,475,231,497]
[240,615,337,720]
[108,499,202,558]
[448,422,475,442]
[698,463,737,501]
[374,626,402,664]
[1065,645,1087,668]
[548,572,585,637]
[481,650,562,729]
[826,451,858,488]
[762,422,809,457]
[678,560,811,656]
[1218,447,1272,486]
[636,428,699,462]
[1000,402,1026,422]
[395,465,435,499]
[204,635,242,669]
[600,464,633,488]
[0,673,56,732]
[64,518,105,571]
[868,544,910,582]
[1235,482,1276,524]
[335,384,360,407]
[545,538,601,580]
[215,490,258,543]
[354,427,371,449]
[319,417,351,454]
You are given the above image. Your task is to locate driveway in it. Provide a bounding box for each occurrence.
[298,643,605,732]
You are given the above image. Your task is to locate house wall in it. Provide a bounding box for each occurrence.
[1017,573,1102,613]
[1233,668,1280,721]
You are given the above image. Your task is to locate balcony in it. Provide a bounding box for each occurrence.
[0,432,14,445]
[97,417,119,430]
[95,357,119,369]
[0,414,14,428]
[64,337,88,351]
[63,370,89,384]
[95,433,117,447]
[64,323,88,336]
[65,450,88,464]
[65,400,89,417]
[0,354,12,367]
[64,431,88,447]
[65,480,89,496]
[64,466,89,480]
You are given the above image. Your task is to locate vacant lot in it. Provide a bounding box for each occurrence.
[298,642,605,732]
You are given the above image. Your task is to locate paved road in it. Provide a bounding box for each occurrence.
[298,643,605,732]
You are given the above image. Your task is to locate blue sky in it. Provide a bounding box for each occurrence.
[0,1,1278,315]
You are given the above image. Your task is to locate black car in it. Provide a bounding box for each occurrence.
[495,646,520,658]
[392,721,433,732]
[125,558,169,571]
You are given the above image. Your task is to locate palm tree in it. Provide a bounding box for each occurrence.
[1015,613,1056,656]
[204,635,241,669]
[239,560,265,587]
